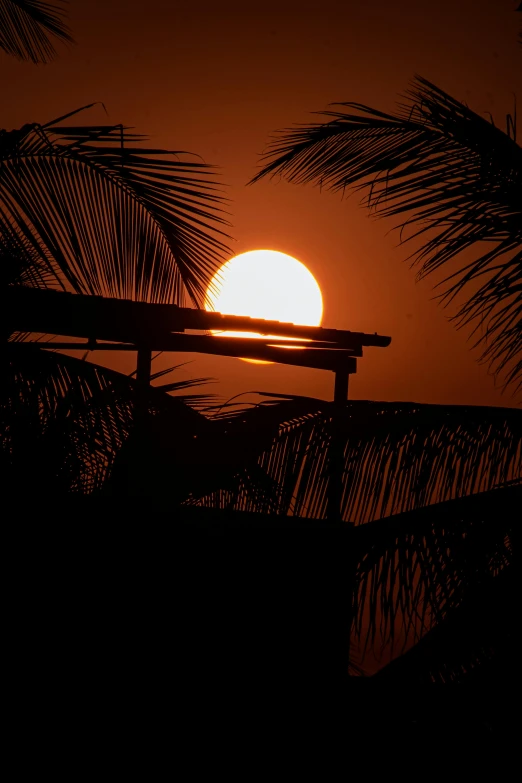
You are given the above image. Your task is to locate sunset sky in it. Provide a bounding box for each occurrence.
[3,0,521,407]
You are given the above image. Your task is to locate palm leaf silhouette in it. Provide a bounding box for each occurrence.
[188,395,522,522]
[353,484,517,665]
[107,391,287,507]
[0,0,73,63]
[372,553,515,685]
[250,76,522,392]
[184,396,520,672]
[1,344,214,496]
[0,110,232,305]
[1,106,232,502]
[0,220,55,289]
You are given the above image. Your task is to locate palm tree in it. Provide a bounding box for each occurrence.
[0,0,73,63]
[213,11,522,701]
[1,107,233,496]
[250,75,522,394]
[1,108,232,303]
[183,395,521,685]
[0,0,234,497]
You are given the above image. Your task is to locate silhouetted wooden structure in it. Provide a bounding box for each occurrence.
[4,288,514,753]
[4,286,394,706]
[4,286,391,403]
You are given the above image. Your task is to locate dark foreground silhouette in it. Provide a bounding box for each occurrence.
[6,501,516,765]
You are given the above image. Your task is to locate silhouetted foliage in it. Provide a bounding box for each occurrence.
[353,484,516,666]
[188,395,522,521]
[373,547,516,684]
[242,6,521,686]
[0,0,73,63]
[1,344,214,496]
[0,106,231,506]
[176,394,520,673]
[0,109,232,306]
[2,2,519,698]
[0,109,232,496]
[251,74,522,394]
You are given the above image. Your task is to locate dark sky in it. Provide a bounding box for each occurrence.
[3,0,521,407]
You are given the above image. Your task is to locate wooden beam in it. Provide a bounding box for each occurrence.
[4,287,391,350]
[34,335,359,374]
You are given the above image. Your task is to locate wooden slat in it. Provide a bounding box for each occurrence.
[4,287,391,349]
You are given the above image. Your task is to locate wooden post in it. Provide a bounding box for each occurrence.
[135,347,151,428]
[329,366,354,689]
[136,347,152,388]
[328,368,349,522]
[334,368,349,405]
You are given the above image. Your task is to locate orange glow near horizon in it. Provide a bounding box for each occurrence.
[204,249,323,362]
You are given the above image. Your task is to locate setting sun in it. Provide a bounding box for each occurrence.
[204,250,323,339]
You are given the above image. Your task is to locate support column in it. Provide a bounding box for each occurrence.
[333,368,349,405]
[328,367,350,522]
[135,347,152,428]
[136,347,152,388]
[329,365,353,689]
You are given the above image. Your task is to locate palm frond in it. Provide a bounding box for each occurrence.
[186,395,520,671]
[153,374,219,410]
[352,484,517,663]
[250,76,522,391]
[0,0,73,63]
[127,358,218,405]
[372,559,515,685]
[187,395,522,523]
[1,344,212,496]
[0,111,232,305]
[114,397,289,506]
[0,219,57,288]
